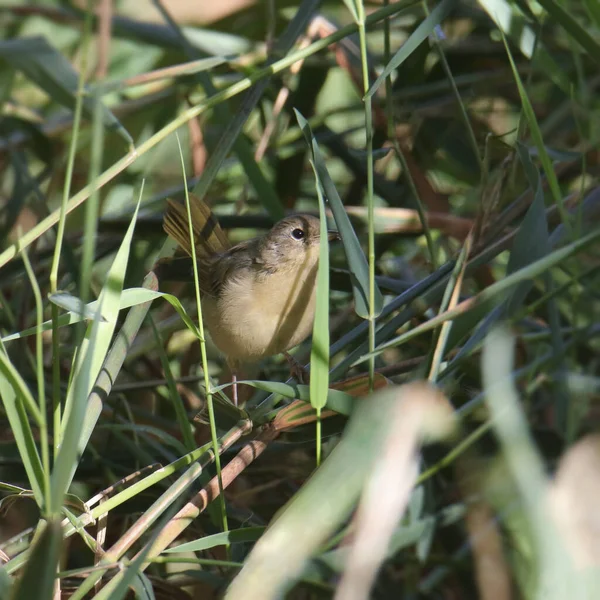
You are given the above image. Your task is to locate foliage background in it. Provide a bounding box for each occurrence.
[0,0,599,598]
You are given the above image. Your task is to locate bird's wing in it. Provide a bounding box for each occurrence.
[153,255,219,296]
[209,240,258,297]
[163,195,230,258]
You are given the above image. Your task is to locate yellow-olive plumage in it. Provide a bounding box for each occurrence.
[161,196,334,391]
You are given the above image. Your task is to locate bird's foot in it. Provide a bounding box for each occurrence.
[284,352,309,385]
[232,371,238,407]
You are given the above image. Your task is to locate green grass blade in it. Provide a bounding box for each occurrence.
[20,243,51,508]
[536,0,600,64]
[0,350,46,507]
[295,110,383,319]
[309,161,331,412]
[355,0,378,391]
[47,292,102,321]
[50,194,142,512]
[357,224,600,363]
[176,134,229,536]
[3,288,201,343]
[309,160,331,464]
[149,316,196,452]
[366,0,457,99]
[9,518,62,600]
[502,35,571,234]
[164,527,265,553]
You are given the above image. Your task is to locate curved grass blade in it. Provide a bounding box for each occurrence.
[164,527,265,554]
[536,0,600,64]
[49,292,106,322]
[50,195,142,512]
[149,317,196,452]
[441,143,554,368]
[0,37,132,145]
[502,34,571,233]
[295,109,383,319]
[356,224,600,364]
[365,0,457,99]
[10,518,62,600]
[0,351,45,507]
[221,380,356,417]
[3,288,200,343]
[309,159,331,463]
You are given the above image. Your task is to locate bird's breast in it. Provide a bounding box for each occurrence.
[203,260,318,362]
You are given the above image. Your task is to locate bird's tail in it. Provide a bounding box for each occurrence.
[163,195,230,257]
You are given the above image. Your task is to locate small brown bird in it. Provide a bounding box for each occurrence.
[160,195,337,405]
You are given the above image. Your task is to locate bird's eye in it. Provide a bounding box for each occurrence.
[291,228,305,240]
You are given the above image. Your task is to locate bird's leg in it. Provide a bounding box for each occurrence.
[284,351,309,385]
[232,370,238,406]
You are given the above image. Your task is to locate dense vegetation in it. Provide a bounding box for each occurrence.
[0,0,599,598]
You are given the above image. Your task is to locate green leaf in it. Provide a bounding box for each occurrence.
[50,196,142,512]
[0,37,132,145]
[3,288,200,343]
[0,565,11,598]
[10,518,62,600]
[309,161,331,411]
[366,0,457,99]
[0,350,46,508]
[48,291,106,322]
[503,35,569,230]
[295,110,383,319]
[225,380,356,417]
[164,527,266,553]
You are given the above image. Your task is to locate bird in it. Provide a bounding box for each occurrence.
[158,195,338,405]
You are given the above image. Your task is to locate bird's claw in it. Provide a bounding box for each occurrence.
[284,352,309,385]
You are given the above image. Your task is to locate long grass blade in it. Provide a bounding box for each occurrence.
[366,0,456,99]
[295,110,383,320]
[50,192,142,512]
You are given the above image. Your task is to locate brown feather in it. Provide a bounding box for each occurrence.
[163,195,230,257]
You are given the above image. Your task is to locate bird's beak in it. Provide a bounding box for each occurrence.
[327,230,341,242]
